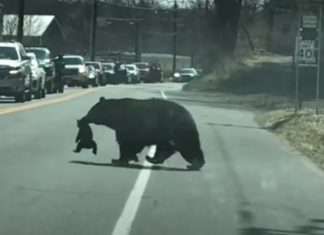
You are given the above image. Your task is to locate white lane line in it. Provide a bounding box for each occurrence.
[111,159,153,235]
[111,91,167,235]
[160,89,168,100]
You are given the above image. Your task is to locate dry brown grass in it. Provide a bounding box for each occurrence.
[257,109,324,169]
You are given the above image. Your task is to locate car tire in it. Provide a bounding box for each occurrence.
[25,91,32,101]
[15,92,25,103]
[35,89,41,99]
[46,80,54,94]
[93,79,99,87]
[41,89,46,98]
[58,83,64,93]
[81,83,89,89]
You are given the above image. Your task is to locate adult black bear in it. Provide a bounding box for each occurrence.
[74,119,97,155]
[79,97,205,170]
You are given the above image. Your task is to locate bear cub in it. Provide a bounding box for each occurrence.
[73,118,97,155]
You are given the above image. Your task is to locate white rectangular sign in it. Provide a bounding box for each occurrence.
[297,40,316,64]
[302,15,318,28]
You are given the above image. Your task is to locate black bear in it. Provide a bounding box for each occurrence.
[79,97,205,170]
[74,119,97,155]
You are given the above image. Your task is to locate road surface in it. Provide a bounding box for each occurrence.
[0,83,324,235]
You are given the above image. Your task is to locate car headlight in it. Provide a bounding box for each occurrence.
[31,71,37,78]
[79,66,85,74]
[174,73,180,78]
[9,67,22,76]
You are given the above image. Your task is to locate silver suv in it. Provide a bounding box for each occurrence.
[62,55,89,88]
[0,42,32,102]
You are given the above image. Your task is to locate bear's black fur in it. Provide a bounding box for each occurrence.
[80,97,205,170]
[74,119,97,155]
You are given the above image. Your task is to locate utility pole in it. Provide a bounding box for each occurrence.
[134,22,141,62]
[0,4,4,42]
[191,8,197,67]
[90,0,98,61]
[133,0,141,62]
[205,0,209,16]
[172,0,178,74]
[17,0,25,42]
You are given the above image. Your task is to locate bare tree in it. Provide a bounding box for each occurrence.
[3,15,45,38]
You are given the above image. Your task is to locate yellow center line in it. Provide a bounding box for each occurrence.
[0,88,96,116]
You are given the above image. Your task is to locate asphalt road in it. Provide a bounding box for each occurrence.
[0,83,324,235]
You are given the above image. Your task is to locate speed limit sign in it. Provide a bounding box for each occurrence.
[297,40,317,64]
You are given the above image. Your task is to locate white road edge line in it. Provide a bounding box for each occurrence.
[160,89,168,100]
[111,91,168,235]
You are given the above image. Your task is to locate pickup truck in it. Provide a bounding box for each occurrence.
[0,42,32,102]
[62,55,89,88]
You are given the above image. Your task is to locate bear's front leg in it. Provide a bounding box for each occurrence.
[111,142,131,165]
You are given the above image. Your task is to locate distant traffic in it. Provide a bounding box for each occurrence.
[0,41,202,103]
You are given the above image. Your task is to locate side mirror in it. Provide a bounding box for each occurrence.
[22,55,31,61]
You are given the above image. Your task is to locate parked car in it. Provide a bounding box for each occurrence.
[125,64,140,83]
[173,68,199,82]
[25,47,56,94]
[102,62,115,84]
[62,55,89,88]
[26,52,46,99]
[86,65,99,87]
[85,61,105,86]
[134,62,150,81]
[0,42,32,102]
[144,63,163,83]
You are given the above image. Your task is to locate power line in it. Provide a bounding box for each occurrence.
[143,30,176,36]
[97,0,173,12]
[103,17,143,23]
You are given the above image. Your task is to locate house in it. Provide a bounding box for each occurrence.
[2,14,65,53]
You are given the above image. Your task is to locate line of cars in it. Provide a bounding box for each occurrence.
[0,42,145,103]
[61,58,163,86]
[0,40,197,103]
[0,41,72,103]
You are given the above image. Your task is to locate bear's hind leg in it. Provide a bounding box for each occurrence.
[178,147,205,170]
[91,141,97,155]
[146,143,175,164]
[73,142,82,153]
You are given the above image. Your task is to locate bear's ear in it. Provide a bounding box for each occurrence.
[99,97,106,103]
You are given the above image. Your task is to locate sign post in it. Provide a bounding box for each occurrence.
[295,2,322,114]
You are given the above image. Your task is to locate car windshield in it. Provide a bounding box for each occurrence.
[87,66,95,71]
[27,54,39,67]
[0,47,18,60]
[86,63,100,69]
[103,64,113,70]
[181,69,195,74]
[126,65,135,71]
[64,57,83,65]
[25,49,48,60]
[135,63,149,69]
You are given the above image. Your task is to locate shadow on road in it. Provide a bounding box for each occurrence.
[70,160,191,172]
[240,218,324,235]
